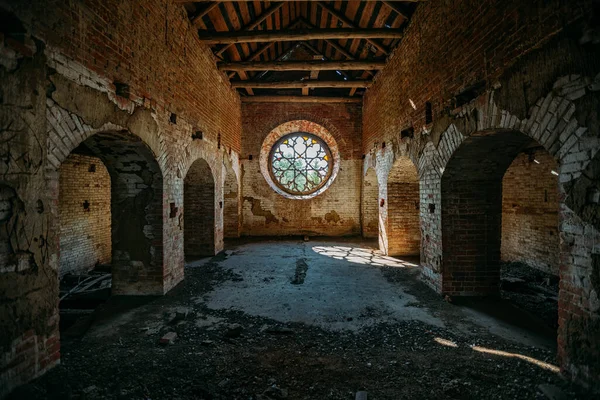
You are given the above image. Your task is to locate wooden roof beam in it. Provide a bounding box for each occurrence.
[218,60,386,71]
[315,1,390,55]
[299,42,355,81]
[231,80,372,89]
[191,2,220,26]
[198,28,404,44]
[240,96,362,104]
[225,20,304,80]
[381,1,409,20]
[215,2,285,57]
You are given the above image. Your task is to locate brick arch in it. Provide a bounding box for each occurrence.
[46,100,167,295]
[260,113,345,149]
[46,100,166,175]
[440,130,547,296]
[180,140,221,183]
[181,141,224,256]
[415,75,593,294]
[259,120,341,200]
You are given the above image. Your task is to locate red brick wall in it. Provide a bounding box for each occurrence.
[387,158,420,256]
[502,149,560,275]
[361,168,379,238]
[224,167,240,238]
[184,159,215,256]
[59,154,111,276]
[4,0,242,152]
[363,0,588,152]
[387,182,420,256]
[442,179,503,296]
[241,102,362,236]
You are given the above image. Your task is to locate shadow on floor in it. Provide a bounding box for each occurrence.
[453,296,557,349]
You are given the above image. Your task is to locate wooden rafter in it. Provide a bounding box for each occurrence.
[226,20,304,80]
[240,96,362,103]
[381,1,409,20]
[198,28,404,45]
[315,2,390,55]
[231,80,372,89]
[297,20,375,77]
[253,42,304,81]
[215,2,285,57]
[218,60,386,71]
[191,1,220,26]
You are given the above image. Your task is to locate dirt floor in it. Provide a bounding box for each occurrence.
[7,238,593,400]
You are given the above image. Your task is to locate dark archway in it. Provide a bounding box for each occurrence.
[184,158,215,257]
[59,131,164,296]
[386,157,420,256]
[441,130,558,297]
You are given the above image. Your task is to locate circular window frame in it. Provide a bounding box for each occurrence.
[268,133,334,196]
[260,120,341,200]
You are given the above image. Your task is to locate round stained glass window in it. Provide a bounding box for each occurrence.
[268,133,333,195]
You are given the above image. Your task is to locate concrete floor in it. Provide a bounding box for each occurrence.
[189,238,556,349]
[16,237,568,399]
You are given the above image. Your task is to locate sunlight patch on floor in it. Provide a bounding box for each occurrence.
[312,245,418,268]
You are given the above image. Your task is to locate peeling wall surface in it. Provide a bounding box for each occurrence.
[363,0,600,388]
[241,103,362,236]
[0,0,240,396]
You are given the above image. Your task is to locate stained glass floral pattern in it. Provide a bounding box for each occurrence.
[269,134,332,195]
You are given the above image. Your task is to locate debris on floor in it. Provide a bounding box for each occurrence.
[59,270,112,336]
[10,241,590,400]
[501,262,559,328]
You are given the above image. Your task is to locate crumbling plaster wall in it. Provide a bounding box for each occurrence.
[0,31,60,399]
[362,0,600,388]
[0,0,242,395]
[241,103,362,236]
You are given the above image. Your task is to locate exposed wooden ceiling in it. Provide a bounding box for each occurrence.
[179,1,422,102]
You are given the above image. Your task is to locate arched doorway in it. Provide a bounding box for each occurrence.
[386,157,420,256]
[361,167,379,238]
[184,158,215,258]
[441,130,559,297]
[58,131,164,296]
